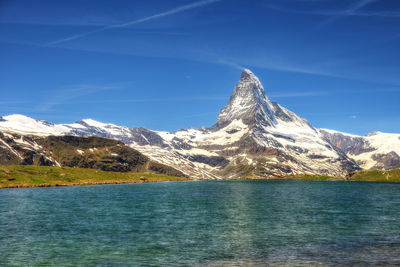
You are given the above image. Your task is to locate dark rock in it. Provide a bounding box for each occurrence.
[272,133,295,143]
[286,145,308,154]
[130,127,168,147]
[320,130,375,155]
[171,137,193,150]
[372,152,400,170]
[308,154,328,159]
[226,129,239,134]
[271,102,293,122]
[186,154,229,167]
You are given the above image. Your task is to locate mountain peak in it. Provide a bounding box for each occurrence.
[3,114,39,125]
[0,114,66,135]
[213,69,309,130]
[4,114,32,120]
[240,69,255,80]
[214,69,277,129]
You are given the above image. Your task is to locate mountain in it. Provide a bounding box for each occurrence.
[1,69,396,178]
[0,131,185,176]
[320,129,400,170]
[128,69,359,178]
[0,69,400,179]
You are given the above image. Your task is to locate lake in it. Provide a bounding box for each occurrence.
[1,180,400,266]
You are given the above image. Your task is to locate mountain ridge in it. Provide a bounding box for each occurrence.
[0,131,185,177]
[1,69,399,178]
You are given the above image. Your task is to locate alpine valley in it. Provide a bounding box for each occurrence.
[1,70,399,179]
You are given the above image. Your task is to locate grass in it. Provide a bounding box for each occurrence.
[348,169,400,182]
[0,165,190,189]
[1,165,400,189]
[278,169,400,182]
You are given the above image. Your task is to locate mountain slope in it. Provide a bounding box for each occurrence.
[0,131,185,176]
[320,129,400,170]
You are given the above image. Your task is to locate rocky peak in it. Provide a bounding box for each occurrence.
[240,69,258,82]
[213,69,276,129]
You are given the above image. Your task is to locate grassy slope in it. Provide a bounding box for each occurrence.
[348,169,400,182]
[0,165,190,189]
[280,169,400,182]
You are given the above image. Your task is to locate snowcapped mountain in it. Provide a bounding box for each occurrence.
[1,69,397,178]
[213,69,277,129]
[129,69,360,178]
[320,129,400,171]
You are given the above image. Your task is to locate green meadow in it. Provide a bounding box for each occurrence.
[0,165,190,189]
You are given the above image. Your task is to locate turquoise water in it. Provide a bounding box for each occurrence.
[1,180,400,266]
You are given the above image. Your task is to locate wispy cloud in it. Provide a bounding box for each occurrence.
[343,0,377,14]
[266,0,399,20]
[61,87,400,107]
[36,83,122,112]
[0,40,347,79]
[219,55,352,79]
[269,87,400,99]
[47,0,222,46]
[216,58,245,70]
[271,7,400,18]
[3,39,400,87]
[317,0,378,28]
[72,96,227,105]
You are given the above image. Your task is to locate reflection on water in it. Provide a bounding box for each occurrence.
[0,181,400,266]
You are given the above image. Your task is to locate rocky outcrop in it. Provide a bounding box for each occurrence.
[130,127,168,147]
[320,130,374,155]
[372,152,400,170]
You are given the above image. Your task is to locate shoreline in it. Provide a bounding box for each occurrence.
[0,179,192,189]
[2,177,400,190]
[1,165,399,189]
[0,165,190,189]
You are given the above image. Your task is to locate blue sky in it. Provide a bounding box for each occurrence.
[0,0,399,135]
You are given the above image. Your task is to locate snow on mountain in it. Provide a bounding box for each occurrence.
[0,115,133,140]
[320,129,400,170]
[72,119,134,142]
[2,69,397,178]
[0,114,72,135]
